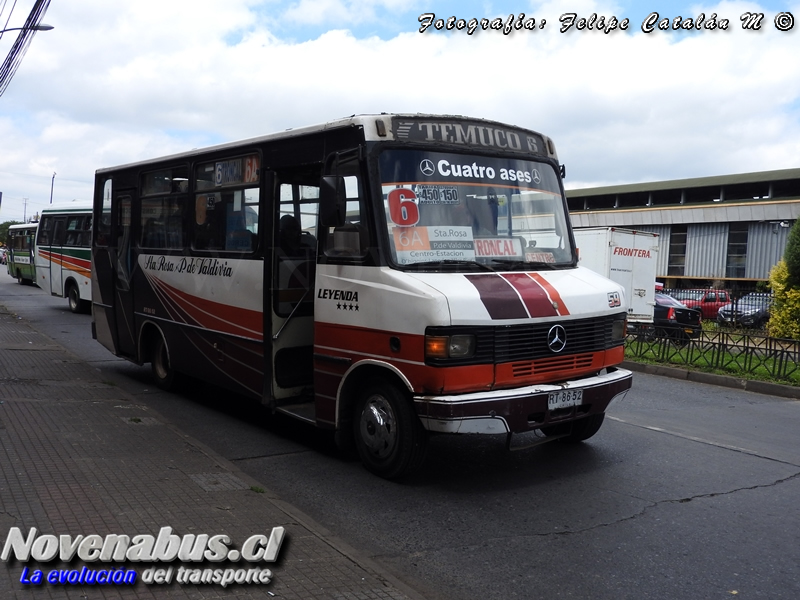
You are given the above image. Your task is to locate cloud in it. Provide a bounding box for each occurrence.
[0,0,798,222]
[279,0,414,26]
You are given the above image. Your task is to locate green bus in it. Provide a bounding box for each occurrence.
[6,223,38,285]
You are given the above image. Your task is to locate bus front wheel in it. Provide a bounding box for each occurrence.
[352,379,427,479]
[150,335,177,391]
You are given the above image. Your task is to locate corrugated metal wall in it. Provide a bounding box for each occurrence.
[747,223,791,279]
[570,218,796,281]
[686,223,728,278]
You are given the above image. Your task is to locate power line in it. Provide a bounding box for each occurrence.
[0,0,52,97]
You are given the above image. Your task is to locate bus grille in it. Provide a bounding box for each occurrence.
[510,353,596,377]
[426,314,622,367]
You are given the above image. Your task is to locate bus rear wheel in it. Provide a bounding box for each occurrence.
[150,335,177,391]
[67,283,83,313]
[353,379,427,480]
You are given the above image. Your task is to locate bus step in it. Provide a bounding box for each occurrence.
[275,402,316,425]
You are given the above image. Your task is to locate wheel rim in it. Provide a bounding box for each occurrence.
[358,394,397,459]
[69,288,78,310]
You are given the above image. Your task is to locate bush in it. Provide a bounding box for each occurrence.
[767,260,800,339]
[785,220,800,288]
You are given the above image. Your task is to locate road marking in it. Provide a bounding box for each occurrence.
[607,415,800,467]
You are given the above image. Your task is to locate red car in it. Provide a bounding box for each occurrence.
[670,289,731,320]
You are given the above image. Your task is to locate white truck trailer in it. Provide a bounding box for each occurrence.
[573,227,659,334]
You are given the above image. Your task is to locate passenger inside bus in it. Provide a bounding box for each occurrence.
[277,214,315,314]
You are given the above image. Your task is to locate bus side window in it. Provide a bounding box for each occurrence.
[193,190,255,252]
[324,176,367,258]
[38,217,53,246]
[53,219,66,247]
[224,188,258,252]
[65,216,82,247]
[194,193,222,250]
[142,197,184,249]
[81,216,93,247]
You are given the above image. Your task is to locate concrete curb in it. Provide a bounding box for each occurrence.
[622,360,800,399]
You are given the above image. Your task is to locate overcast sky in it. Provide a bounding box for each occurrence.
[1,0,798,223]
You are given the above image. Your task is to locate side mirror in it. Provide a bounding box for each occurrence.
[319,175,347,228]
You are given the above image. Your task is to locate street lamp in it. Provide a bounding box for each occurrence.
[0,24,54,34]
[0,23,54,97]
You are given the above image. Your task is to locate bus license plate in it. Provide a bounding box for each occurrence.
[548,389,583,410]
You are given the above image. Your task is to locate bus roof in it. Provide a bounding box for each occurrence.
[40,200,94,214]
[7,222,38,230]
[95,113,556,175]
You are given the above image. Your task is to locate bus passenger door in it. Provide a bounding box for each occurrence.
[112,192,137,358]
[269,177,319,412]
[49,217,66,296]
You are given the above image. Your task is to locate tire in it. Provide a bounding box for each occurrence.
[16,270,25,285]
[67,283,82,314]
[541,413,605,443]
[352,379,427,480]
[150,334,177,391]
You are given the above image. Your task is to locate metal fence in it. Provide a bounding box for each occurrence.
[625,329,800,385]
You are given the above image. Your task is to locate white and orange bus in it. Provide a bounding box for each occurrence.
[35,201,93,313]
[91,114,632,478]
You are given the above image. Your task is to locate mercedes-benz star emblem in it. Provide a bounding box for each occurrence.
[547,324,567,353]
[420,159,435,177]
[531,169,542,185]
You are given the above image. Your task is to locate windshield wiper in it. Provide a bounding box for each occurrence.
[490,259,563,270]
[406,260,496,272]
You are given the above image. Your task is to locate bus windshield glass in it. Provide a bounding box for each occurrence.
[378,149,573,268]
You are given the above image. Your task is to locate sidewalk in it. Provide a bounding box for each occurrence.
[0,304,423,600]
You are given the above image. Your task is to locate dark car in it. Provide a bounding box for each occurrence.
[653,292,702,340]
[717,293,772,329]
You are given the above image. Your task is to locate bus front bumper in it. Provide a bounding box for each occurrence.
[414,367,632,435]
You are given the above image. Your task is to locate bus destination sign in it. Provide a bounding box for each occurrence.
[214,155,260,187]
[392,117,546,157]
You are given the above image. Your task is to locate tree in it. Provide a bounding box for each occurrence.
[767,260,800,339]
[0,220,22,246]
[784,220,800,288]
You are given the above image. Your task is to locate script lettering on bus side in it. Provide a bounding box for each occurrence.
[143,256,233,278]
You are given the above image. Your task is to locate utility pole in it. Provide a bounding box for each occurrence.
[23,197,28,222]
[50,172,56,203]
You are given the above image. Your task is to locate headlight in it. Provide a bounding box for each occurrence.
[425,334,476,359]
[612,317,627,341]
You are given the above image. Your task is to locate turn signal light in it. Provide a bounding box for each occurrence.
[425,336,449,359]
[425,335,476,359]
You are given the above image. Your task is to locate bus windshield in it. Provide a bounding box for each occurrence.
[378,149,573,268]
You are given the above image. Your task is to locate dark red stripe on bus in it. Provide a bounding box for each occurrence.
[464,274,528,320]
[529,272,570,316]
[500,273,558,318]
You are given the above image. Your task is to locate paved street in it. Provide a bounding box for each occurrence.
[2,274,800,599]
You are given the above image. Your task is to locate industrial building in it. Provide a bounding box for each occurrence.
[566,168,800,293]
